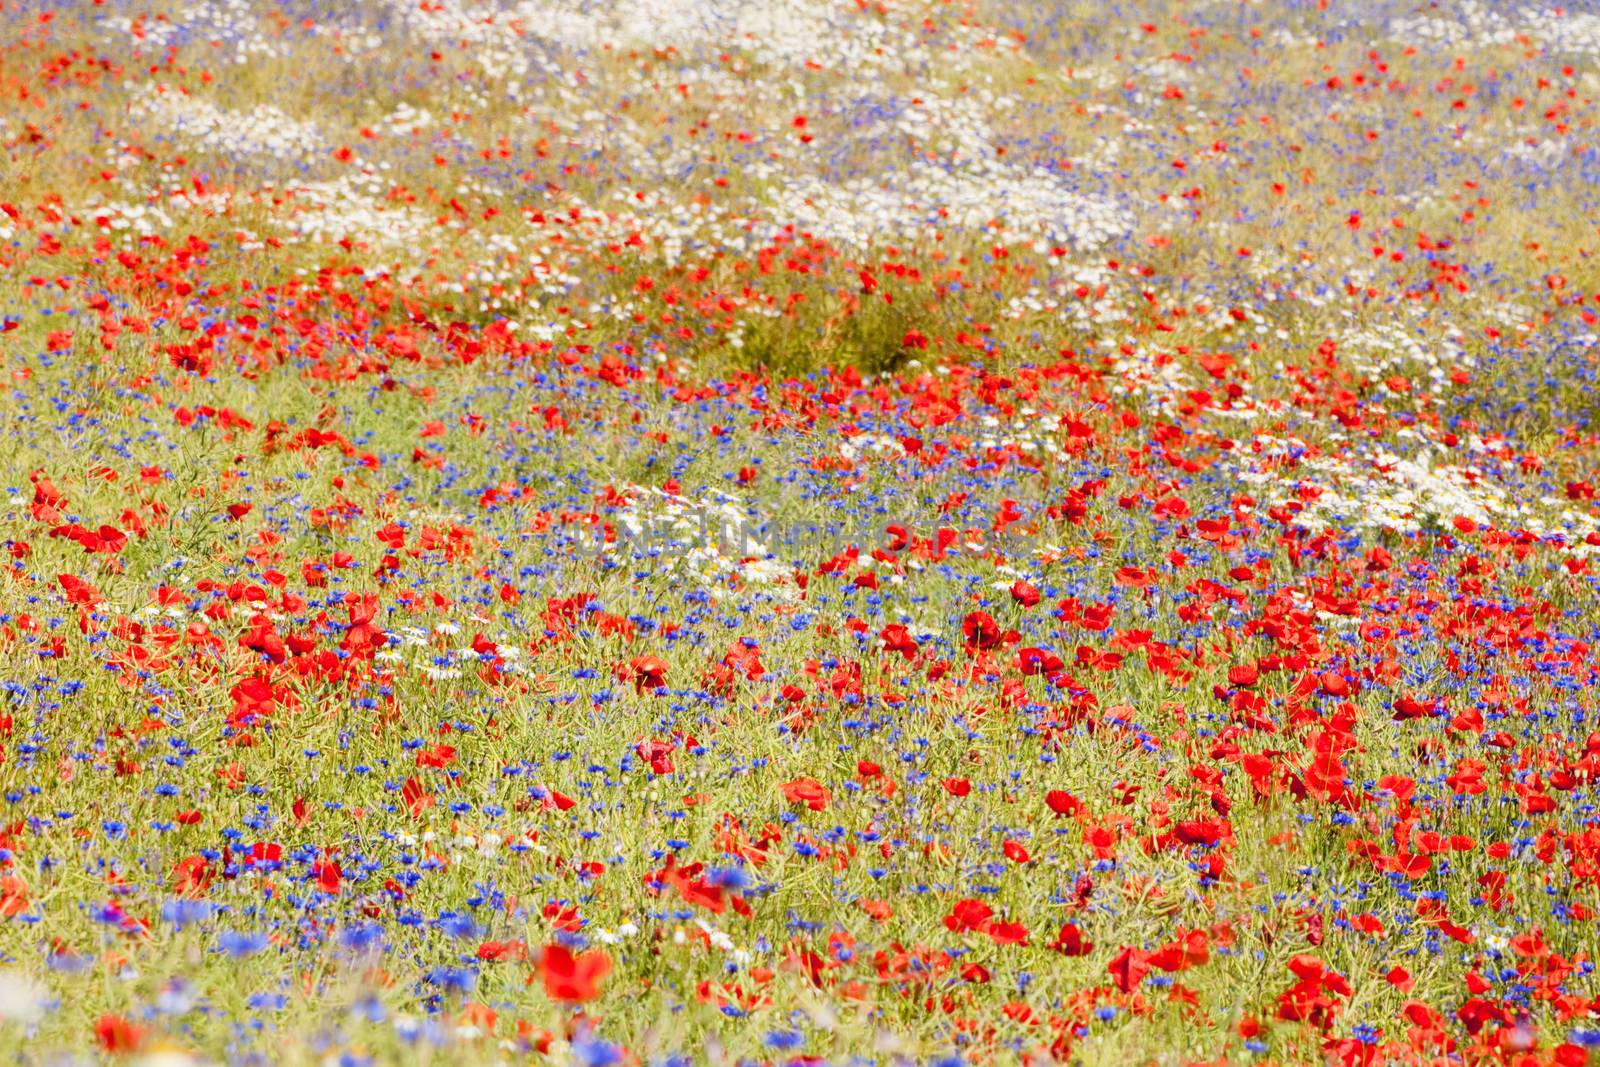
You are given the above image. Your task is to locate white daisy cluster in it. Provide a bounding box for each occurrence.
[604,191,747,266]
[79,198,181,242]
[379,103,435,136]
[685,915,750,962]
[84,170,473,277]
[1512,7,1600,58]
[837,433,907,463]
[1294,451,1510,534]
[460,0,1005,78]
[1107,341,1200,415]
[0,970,46,1025]
[103,13,188,50]
[1232,437,1600,547]
[1048,260,1132,326]
[543,188,751,269]
[761,160,1130,254]
[378,0,568,94]
[376,622,532,683]
[720,0,998,77]
[367,0,1128,258]
[887,92,1006,164]
[309,22,389,60]
[270,174,438,258]
[1384,2,1600,56]
[103,0,289,65]
[1337,319,1469,390]
[1496,137,1572,171]
[129,82,328,165]
[607,486,800,601]
[1383,2,1527,48]
[972,410,1079,460]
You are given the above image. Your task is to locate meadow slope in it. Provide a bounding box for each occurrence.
[3,2,1600,1065]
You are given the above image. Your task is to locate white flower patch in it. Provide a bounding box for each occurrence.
[837,433,906,462]
[1383,3,1600,56]
[1338,319,1469,390]
[1047,259,1131,326]
[1507,7,1600,58]
[130,82,328,164]
[693,916,749,961]
[887,93,1003,164]
[368,0,1116,259]
[1232,439,1600,547]
[607,486,800,601]
[0,970,46,1024]
[1108,341,1195,415]
[76,198,179,242]
[1385,1,1523,48]
[379,0,569,92]
[761,159,1130,253]
[268,174,438,260]
[103,0,289,63]
[309,21,389,60]
[448,0,1010,79]
[379,103,435,136]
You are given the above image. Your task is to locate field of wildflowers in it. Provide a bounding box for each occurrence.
[4,0,1600,1063]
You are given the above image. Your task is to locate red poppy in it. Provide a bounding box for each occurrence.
[1050,922,1092,956]
[95,1015,145,1054]
[171,857,211,897]
[314,859,342,895]
[478,940,528,962]
[879,624,919,659]
[538,944,611,1002]
[961,610,1001,651]
[340,595,387,656]
[0,875,28,917]
[401,777,432,818]
[630,655,669,694]
[29,470,65,523]
[986,920,1029,946]
[1108,946,1151,993]
[782,777,831,811]
[636,738,676,776]
[1009,580,1041,608]
[943,898,993,933]
[1045,790,1082,816]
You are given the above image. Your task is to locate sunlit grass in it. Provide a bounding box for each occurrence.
[3,1,1600,1064]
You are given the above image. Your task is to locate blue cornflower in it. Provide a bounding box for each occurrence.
[437,912,477,940]
[218,930,269,957]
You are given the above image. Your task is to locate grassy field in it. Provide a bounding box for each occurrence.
[3,1,1600,1064]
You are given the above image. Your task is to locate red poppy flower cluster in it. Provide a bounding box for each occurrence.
[2,1,1599,1063]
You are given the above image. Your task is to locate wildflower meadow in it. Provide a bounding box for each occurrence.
[5,0,1600,1064]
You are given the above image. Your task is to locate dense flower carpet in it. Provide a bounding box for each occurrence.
[3,1,1600,1064]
